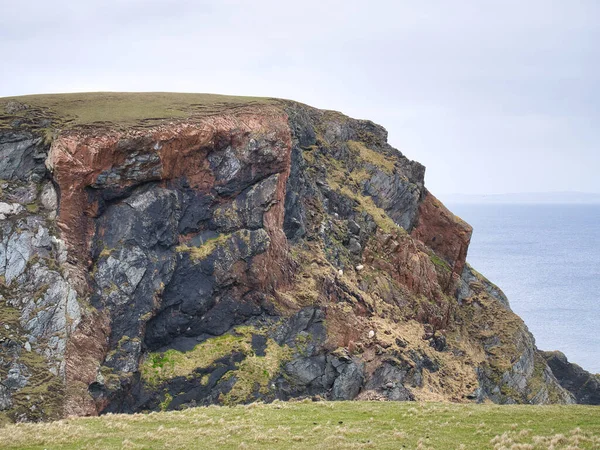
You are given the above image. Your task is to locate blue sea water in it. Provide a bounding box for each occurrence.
[447,203,600,374]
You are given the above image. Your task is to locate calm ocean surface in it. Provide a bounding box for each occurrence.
[447,203,600,373]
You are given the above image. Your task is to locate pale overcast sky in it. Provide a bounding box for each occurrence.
[1,0,598,196]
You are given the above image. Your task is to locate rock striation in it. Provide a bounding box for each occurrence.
[0,93,592,423]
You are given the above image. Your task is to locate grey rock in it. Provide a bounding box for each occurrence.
[210,146,241,183]
[95,247,148,300]
[4,101,29,114]
[5,183,38,204]
[275,307,327,355]
[106,338,142,373]
[347,220,361,235]
[364,171,422,231]
[542,350,600,405]
[0,385,12,411]
[347,237,362,255]
[0,132,48,181]
[5,231,33,284]
[96,185,181,250]
[284,356,328,385]
[93,150,162,188]
[16,263,81,375]
[40,182,58,211]
[211,174,280,231]
[5,362,30,390]
[51,237,68,264]
[0,211,82,382]
[364,363,415,401]
[0,202,24,216]
[32,226,51,249]
[458,264,510,309]
[332,360,364,400]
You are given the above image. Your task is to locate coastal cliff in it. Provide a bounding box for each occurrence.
[0,93,594,423]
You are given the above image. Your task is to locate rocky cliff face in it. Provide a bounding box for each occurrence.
[541,351,600,405]
[0,93,592,423]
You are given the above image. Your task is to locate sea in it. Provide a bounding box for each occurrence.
[446,203,600,374]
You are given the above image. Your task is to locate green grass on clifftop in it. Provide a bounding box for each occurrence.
[0,402,599,449]
[0,92,274,129]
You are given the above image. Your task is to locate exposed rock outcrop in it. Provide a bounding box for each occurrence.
[0,93,585,423]
[541,351,600,405]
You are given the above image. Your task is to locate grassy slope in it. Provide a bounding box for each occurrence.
[0,92,276,129]
[0,402,599,449]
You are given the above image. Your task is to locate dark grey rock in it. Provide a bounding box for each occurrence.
[347,237,362,255]
[0,131,48,182]
[211,174,280,231]
[364,172,422,231]
[542,350,600,405]
[364,363,415,401]
[284,356,328,386]
[458,264,510,309]
[0,385,12,411]
[4,362,30,390]
[332,359,364,400]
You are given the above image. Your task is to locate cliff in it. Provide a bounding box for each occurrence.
[0,93,593,423]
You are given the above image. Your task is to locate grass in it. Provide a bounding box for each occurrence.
[0,92,275,129]
[222,338,292,405]
[347,140,396,175]
[429,254,452,272]
[140,331,252,387]
[304,138,405,236]
[140,326,292,405]
[25,203,39,213]
[336,184,401,235]
[175,233,232,261]
[320,156,402,235]
[0,402,598,449]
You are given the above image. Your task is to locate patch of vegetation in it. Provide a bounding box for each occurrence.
[0,298,64,423]
[140,330,253,387]
[7,354,64,423]
[347,140,396,174]
[25,203,39,213]
[301,146,317,165]
[429,253,451,272]
[312,146,403,235]
[0,92,275,130]
[175,233,232,262]
[140,326,292,405]
[221,338,292,405]
[98,246,114,258]
[1,402,599,449]
[526,353,566,404]
[322,165,398,235]
[339,186,400,234]
[159,392,173,412]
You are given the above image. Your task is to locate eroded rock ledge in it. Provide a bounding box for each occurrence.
[0,94,591,423]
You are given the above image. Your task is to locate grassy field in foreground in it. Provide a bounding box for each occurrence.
[0,402,599,450]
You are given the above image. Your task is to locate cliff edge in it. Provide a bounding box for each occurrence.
[0,93,593,423]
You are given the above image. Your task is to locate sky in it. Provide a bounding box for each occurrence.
[1,0,598,196]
